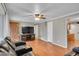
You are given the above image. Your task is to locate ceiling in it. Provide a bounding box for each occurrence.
[5,3,79,23]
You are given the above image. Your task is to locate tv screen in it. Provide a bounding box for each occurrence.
[22,27,34,34]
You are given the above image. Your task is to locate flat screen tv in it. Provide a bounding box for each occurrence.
[22,27,34,34]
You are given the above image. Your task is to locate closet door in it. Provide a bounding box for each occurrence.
[10,22,20,42]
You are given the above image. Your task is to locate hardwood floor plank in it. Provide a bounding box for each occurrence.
[26,39,68,56]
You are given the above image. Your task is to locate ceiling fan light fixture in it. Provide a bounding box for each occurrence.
[35,14,40,17]
[35,17,40,21]
[34,13,46,21]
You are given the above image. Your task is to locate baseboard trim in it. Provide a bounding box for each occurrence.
[52,42,67,48]
[40,37,48,42]
[40,38,67,48]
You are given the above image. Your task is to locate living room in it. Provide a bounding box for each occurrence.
[0,3,79,56]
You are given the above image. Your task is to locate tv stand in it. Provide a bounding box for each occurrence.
[21,33,35,41]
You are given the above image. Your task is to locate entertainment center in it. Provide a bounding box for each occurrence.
[21,27,35,41]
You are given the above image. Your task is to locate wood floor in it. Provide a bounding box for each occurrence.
[26,38,79,56]
[26,39,68,56]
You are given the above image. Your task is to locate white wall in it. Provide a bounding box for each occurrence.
[38,22,47,41]
[53,18,67,48]
[34,25,39,38]
[20,22,34,27]
[47,21,53,42]
[0,16,4,41]
[0,14,10,42]
[3,14,10,38]
[0,4,10,42]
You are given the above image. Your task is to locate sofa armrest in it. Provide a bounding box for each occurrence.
[15,47,32,56]
[15,42,26,47]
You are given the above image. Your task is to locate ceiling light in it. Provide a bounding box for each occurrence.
[35,17,40,21]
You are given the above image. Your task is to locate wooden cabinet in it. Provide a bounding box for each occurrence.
[67,34,76,49]
[21,34,35,41]
[67,34,75,41]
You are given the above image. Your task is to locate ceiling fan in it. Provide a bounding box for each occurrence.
[34,13,46,20]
